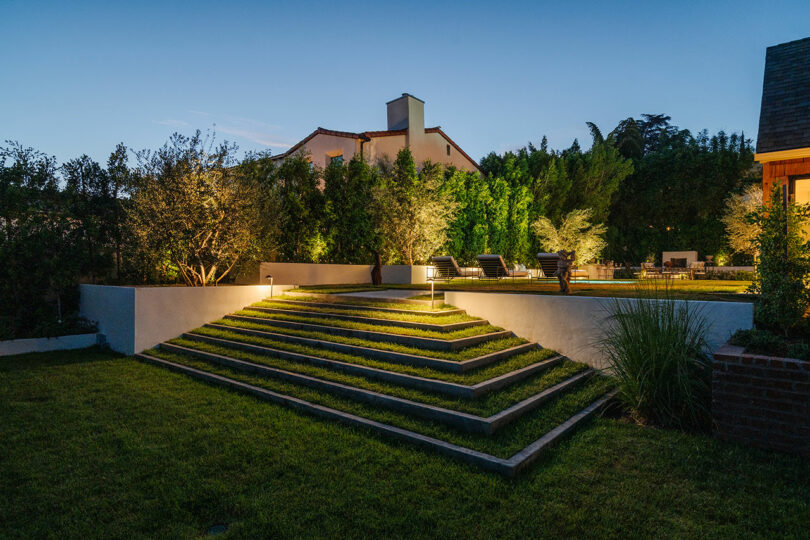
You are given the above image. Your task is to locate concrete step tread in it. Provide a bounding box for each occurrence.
[136,351,616,476]
[182,331,563,398]
[264,298,464,317]
[206,322,536,373]
[154,341,593,434]
[243,305,488,332]
[224,314,513,352]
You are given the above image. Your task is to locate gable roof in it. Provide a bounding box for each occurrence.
[757,37,810,154]
[271,126,480,171]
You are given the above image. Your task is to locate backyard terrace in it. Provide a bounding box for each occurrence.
[296,279,754,303]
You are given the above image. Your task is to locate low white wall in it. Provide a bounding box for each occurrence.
[259,262,371,286]
[80,284,293,355]
[445,292,754,370]
[255,262,428,285]
[0,333,99,357]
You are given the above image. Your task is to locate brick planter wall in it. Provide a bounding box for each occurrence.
[712,344,810,456]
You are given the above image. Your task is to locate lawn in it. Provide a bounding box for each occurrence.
[2,348,808,538]
[299,279,754,302]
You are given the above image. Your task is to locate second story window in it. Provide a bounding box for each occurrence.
[330,154,343,166]
[446,144,451,156]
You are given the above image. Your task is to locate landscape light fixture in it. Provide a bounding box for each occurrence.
[266,275,274,298]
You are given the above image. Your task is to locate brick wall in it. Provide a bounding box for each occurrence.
[712,344,810,456]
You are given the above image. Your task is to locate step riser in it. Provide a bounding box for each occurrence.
[488,370,594,432]
[286,291,432,306]
[244,306,487,332]
[265,298,464,317]
[206,323,536,374]
[182,333,474,398]
[206,323,463,372]
[224,315,512,352]
[156,342,586,435]
[158,342,491,433]
[187,331,563,399]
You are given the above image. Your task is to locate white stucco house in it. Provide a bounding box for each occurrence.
[271,93,480,173]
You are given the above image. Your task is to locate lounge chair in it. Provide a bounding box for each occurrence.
[536,252,561,279]
[430,256,479,281]
[689,261,706,279]
[477,254,528,280]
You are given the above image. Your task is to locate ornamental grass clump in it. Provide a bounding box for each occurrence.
[600,283,712,431]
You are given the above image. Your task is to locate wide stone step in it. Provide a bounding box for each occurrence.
[205,322,537,373]
[244,306,487,332]
[181,332,563,398]
[155,342,592,434]
[286,290,431,306]
[224,314,512,351]
[265,298,464,317]
[136,351,616,476]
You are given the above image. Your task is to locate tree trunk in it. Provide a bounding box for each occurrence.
[371,252,382,285]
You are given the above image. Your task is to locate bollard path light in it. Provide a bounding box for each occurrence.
[266,275,274,298]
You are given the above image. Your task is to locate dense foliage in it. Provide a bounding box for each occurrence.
[601,283,712,431]
[0,113,760,338]
[749,183,810,335]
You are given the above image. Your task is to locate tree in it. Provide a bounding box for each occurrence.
[532,208,607,265]
[323,156,379,264]
[275,154,325,262]
[722,184,762,260]
[371,149,457,265]
[128,131,262,286]
[750,183,810,335]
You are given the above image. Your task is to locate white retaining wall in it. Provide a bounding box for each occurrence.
[254,262,429,286]
[445,292,754,370]
[80,284,293,355]
[0,333,99,357]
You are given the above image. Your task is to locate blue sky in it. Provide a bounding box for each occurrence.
[2,0,809,165]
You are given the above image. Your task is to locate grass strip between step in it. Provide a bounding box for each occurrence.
[212,318,526,361]
[145,347,615,458]
[165,336,585,417]
[278,293,449,311]
[190,326,556,384]
[234,310,502,340]
[251,301,478,324]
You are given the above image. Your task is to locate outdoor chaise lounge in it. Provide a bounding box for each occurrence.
[537,252,588,281]
[477,254,528,280]
[430,256,479,281]
[536,252,561,280]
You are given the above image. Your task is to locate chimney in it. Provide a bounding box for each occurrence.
[386,93,425,137]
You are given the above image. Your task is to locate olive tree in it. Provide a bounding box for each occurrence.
[128,132,262,286]
[532,208,607,265]
[722,183,762,260]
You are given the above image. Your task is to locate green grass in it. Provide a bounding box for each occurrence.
[156,338,582,417]
[251,300,478,324]
[191,326,547,383]
[2,349,808,538]
[145,346,609,455]
[212,318,527,361]
[278,293,452,312]
[234,309,503,340]
[299,280,755,302]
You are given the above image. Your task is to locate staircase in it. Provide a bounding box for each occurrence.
[136,292,615,476]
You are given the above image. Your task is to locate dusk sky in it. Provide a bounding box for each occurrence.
[3,0,810,165]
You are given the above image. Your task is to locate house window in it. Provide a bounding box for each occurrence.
[330,154,343,166]
[791,176,810,204]
[446,144,451,156]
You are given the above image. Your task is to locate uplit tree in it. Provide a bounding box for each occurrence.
[722,184,762,260]
[128,131,262,286]
[532,208,607,265]
[371,149,457,265]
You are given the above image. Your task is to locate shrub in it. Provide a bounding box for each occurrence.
[750,183,810,335]
[600,283,712,431]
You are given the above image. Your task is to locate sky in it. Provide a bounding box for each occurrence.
[2,0,810,166]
